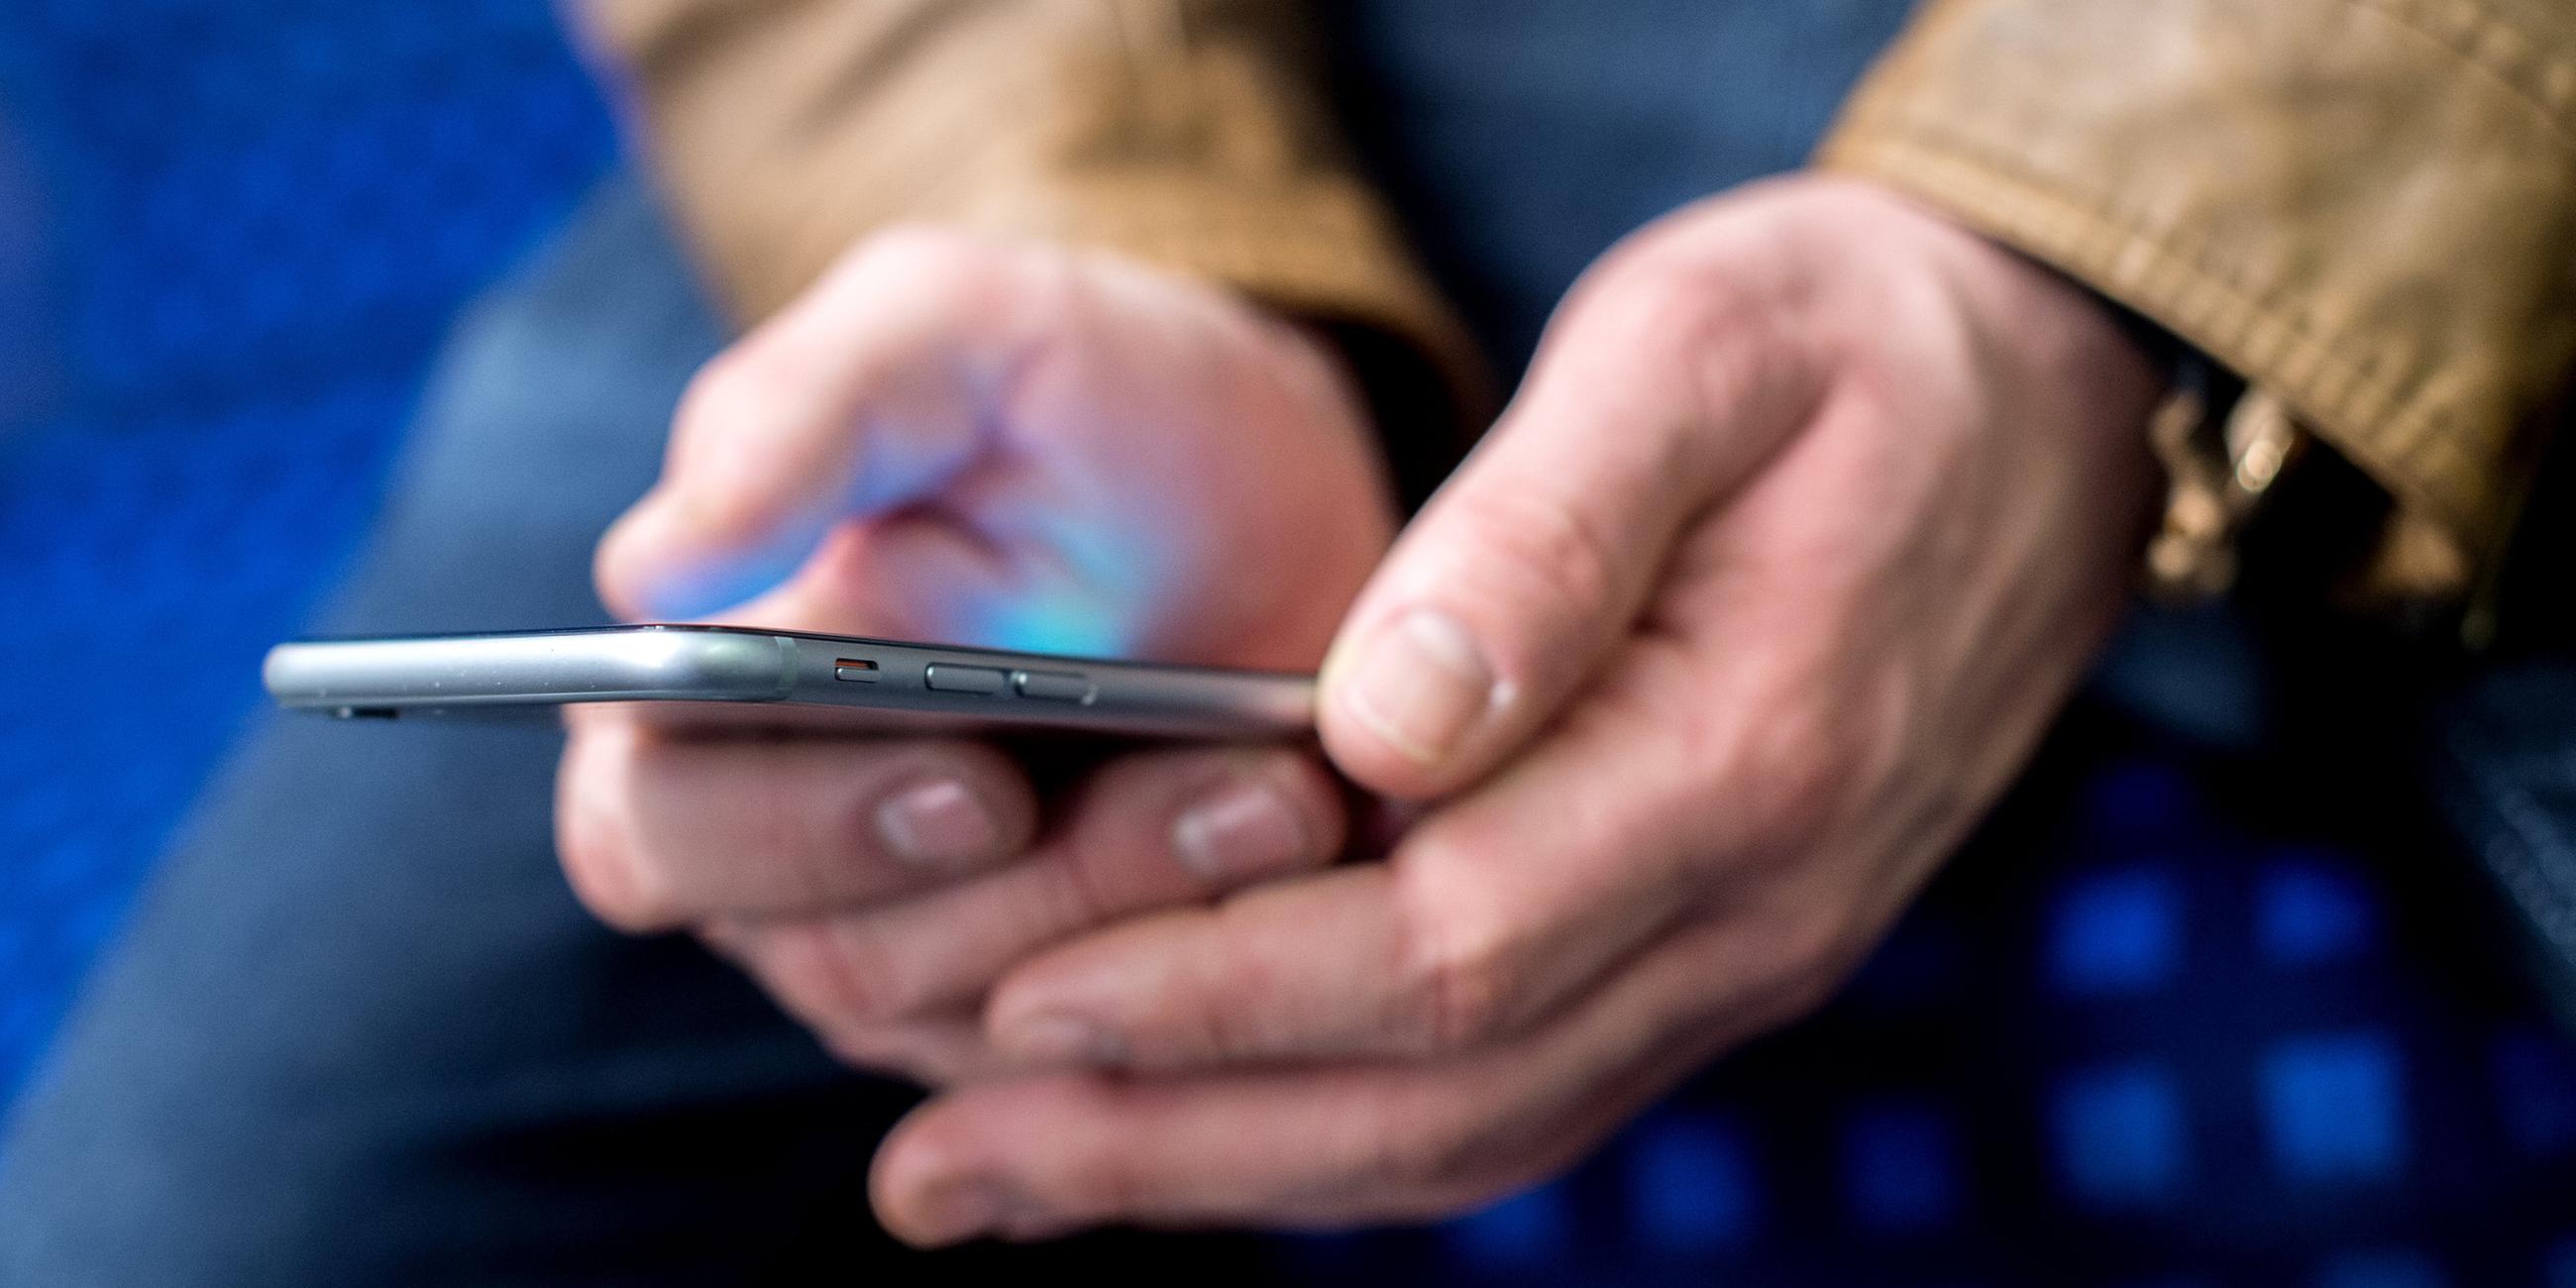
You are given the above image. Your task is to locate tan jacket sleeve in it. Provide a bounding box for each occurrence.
[1819,0,2576,603]
[572,0,1483,433]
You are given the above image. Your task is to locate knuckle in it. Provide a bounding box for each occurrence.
[1392,861,1527,1055]
[661,363,782,544]
[669,350,761,455]
[1571,238,1806,459]
[1190,902,1300,1056]
[832,223,1025,322]
[842,221,981,283]
[1589,246,1746,376]
[1755,720,1853,852]
[1700,695,1858,871]
[1439,483,1626,639]
[767,921,905,1027]
[1411,935,1515,1057]
[674,345,752,422]
[1194,983,1277,1062]
[1035,842,1117,932]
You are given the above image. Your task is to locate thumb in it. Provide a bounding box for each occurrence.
[596,228,1046,621]
[1320,267,1822,799]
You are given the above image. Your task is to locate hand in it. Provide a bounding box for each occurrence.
[868,176,2167,1240]
[554,227,1395,1081]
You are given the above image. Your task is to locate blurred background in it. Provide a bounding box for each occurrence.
[0,0,608,1095]
[0,4,2570,1285]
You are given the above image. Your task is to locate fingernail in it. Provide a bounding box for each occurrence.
[876,779,999,867]
[1171,779,1310,881]
[1339,607,1499,766]
[1008,1011,1127,1066]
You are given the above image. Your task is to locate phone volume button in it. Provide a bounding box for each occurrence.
[1013,671,1095,704]
[923,664,1009,696]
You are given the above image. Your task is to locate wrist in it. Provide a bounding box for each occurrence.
[2034,282,2299,603]
[2104,305,2307,603]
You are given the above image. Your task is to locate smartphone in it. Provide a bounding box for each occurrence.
[263,625,1314,740]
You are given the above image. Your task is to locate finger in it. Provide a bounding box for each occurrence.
[1318,241,1825,798]
[724,492,1132,658]
[596,226,1058,619]
[988,642,1782,1068]
[819,1013,1014,1088]
[697,921,1005,1085]
[876,915,1817,1243]
[554,711,1038,932]
[714,746,1346,1031]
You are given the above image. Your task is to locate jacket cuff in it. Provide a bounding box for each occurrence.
[1817,0,2576,610]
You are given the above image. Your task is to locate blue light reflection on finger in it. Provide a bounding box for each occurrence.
[946,497,1176,659]
[956,584,1131,658]
[635,525,821,621]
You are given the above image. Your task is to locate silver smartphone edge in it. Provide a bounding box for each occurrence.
[263,625,1316,740]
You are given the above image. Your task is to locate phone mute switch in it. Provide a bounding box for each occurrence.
[1014,671,1095,704]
